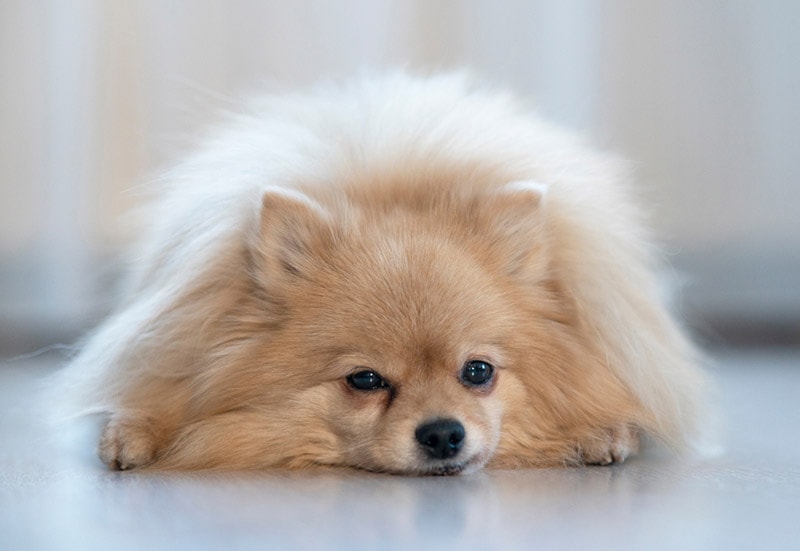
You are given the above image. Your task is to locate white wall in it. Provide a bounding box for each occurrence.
[2,0,798,346]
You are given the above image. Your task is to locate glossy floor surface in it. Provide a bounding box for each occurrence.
[2,348,799,550]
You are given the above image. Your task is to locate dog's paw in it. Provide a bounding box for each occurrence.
[99,414,161,470]
[579,424,640,466]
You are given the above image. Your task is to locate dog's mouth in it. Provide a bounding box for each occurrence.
[422,463,467,476]
[411,451,489,477]
[354,453,486,477]
[350,440,494,477]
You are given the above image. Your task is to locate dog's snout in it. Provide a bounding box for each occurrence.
[415,419,465,459]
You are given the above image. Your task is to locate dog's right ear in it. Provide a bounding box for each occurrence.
[250,188,330,288]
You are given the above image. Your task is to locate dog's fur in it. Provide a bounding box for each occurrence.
[61,73,708,474]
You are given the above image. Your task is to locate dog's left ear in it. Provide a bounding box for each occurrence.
[480,180,550,280]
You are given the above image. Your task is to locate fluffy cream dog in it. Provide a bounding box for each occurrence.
[62,73,708,474]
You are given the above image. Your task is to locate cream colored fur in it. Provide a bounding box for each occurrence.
[59,72,709,474]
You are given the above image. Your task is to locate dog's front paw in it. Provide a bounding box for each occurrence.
[579,424,640,466]
[99,414,161,470]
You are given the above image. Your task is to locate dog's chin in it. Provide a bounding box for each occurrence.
[419,463,469,476]
[416,454,489,476]
[363,452,489,477]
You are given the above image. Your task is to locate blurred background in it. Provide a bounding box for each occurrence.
[1,0,798,357]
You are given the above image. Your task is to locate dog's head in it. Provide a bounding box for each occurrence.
[236,182,563,474]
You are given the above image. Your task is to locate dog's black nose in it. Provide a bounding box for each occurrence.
[415,419,465,459]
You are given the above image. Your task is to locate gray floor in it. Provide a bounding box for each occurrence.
[2,348,799,551]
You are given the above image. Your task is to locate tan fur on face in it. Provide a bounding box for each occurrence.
[58,72,709,474]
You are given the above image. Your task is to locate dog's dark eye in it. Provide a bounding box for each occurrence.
[347,369,389,391]
[461,360,494,386]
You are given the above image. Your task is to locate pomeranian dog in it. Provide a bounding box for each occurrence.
[62,72,708,475]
